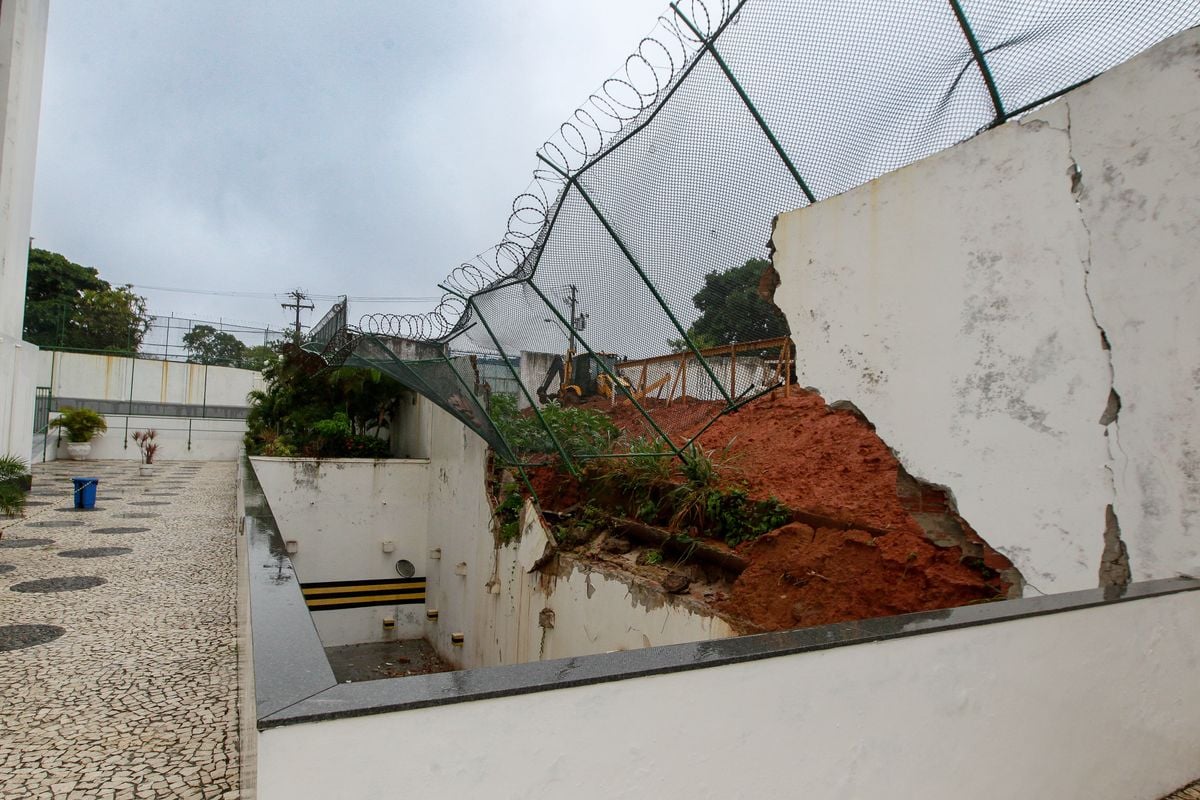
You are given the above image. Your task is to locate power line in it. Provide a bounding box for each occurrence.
[130,284,439,303]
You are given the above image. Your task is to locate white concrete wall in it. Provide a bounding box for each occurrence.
[0,0,48,465]
[256,587,1200,800]
[46,415,245,463]
[0,336,38,460]
[389,389,432,459]
[518,350,558,409]
[251,457,432,644]
[420,398,495,664]
[42,350,264,409]
[35,351,264,462]
[772,29,1200,593]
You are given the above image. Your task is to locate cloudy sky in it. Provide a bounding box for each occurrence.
[31,1,659,334]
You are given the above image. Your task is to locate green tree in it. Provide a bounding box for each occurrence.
[244,344,401,457]
[238,343,279,372]
[182,324,248,366]
[670,258,789,351]
[24,248,151,351]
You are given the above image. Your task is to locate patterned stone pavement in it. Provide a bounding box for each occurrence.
[0,461,239,800]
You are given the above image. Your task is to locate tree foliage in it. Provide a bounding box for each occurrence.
[671,258,789,350]
[239,344,278,372]
[24,248,151,352]
[244,344,400,458]
[182,324,248,366]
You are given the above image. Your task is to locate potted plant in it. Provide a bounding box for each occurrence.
[132,429,160,476]
[49,407,108,460]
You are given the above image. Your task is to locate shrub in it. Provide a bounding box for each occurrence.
[488,395,618,458]
[705,490,791,547]
[0,483,24,517]
[0,454,28,483]
[495,483,523,544]
[244,344,402,458]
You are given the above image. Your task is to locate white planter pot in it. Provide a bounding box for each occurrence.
[139,464,154,477]
[66,442,92,460]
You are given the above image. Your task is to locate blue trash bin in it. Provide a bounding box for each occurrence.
[72,477,99,510]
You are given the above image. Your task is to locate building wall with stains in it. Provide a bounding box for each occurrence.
[772,28,1200,593]
[37,349,266,461]
[251,456,432,644]
[40,349,265,410]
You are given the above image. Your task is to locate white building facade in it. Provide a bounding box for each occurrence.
[0,0,48,461]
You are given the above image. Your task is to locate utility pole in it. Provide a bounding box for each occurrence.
[281,289,314,341]
[566,284,578,352]
[564,284,588,347]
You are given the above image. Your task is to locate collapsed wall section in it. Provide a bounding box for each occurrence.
[771,28,1200,592]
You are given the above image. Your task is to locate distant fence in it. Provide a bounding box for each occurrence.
[474,355,521,398]
[140,314,287,363]
[32,311,287,367]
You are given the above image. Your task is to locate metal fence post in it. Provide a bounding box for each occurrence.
[457,295,583,477]
[670,2,817,204]
[947,0,1006,125]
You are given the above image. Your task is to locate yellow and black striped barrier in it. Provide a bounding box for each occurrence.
[300,577,426,611]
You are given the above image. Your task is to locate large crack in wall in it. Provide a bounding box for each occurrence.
[769,29,1200,591]
[1057,101,1132,590]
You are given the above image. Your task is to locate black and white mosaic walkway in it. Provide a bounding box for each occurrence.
[0,460,239,798]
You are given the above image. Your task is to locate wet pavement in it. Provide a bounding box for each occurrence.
[0,460,239,800]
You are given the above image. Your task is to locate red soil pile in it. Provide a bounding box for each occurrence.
[530,388,1017,632]
[718,523,1001,630]
[696,391,912,532]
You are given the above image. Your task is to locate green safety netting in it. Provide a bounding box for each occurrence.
[307,0,1200,472]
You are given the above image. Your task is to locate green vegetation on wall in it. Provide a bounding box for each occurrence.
[245,344,400,458]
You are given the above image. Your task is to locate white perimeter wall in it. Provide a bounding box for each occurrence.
[0,0,47,462]
[39,351,264,462]
[42,350,264,408]
[773,29,1200,592]
[251,457,432,644]
[257,587,1200,800]
[417,401,736,667]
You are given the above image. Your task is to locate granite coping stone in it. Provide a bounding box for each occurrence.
[243,460,1200,731]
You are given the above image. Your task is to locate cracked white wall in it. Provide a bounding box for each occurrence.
[772,28,1200,593]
